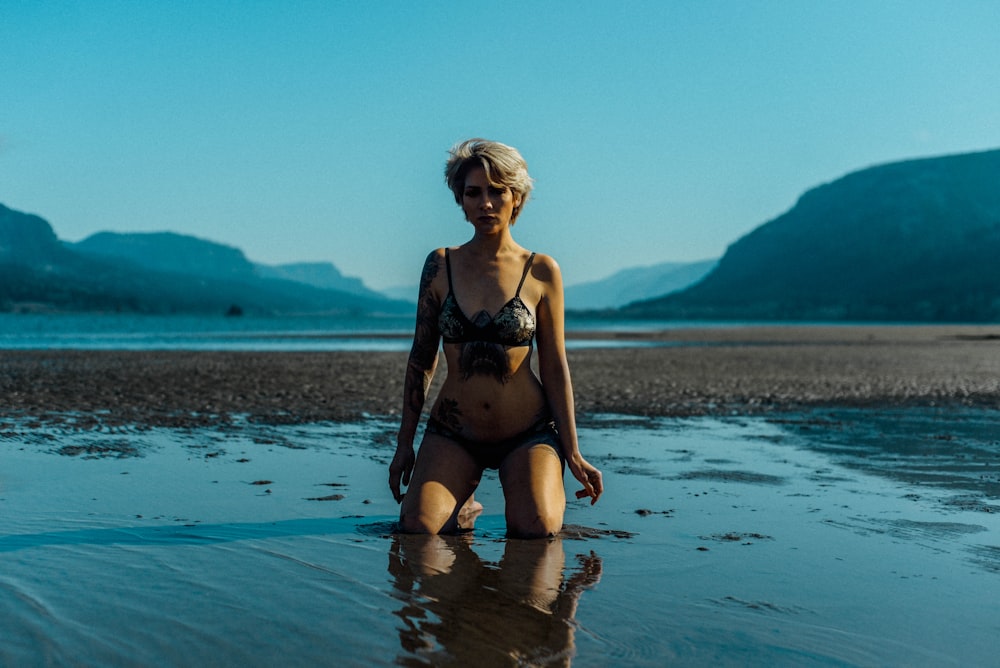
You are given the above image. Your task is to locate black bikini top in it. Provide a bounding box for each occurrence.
[438,249,537,347]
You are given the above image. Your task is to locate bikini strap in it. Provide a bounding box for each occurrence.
[515,252,536,296]
[444,248,455,291]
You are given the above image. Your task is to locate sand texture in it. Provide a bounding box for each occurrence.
[2,325,999,427]
[3,407,999,665]
[3,325,1000,665]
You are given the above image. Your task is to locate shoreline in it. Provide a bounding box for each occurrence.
[2,325,998,428]
[4,328,1000,667]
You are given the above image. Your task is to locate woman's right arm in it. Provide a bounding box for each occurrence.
[389,249,443,503]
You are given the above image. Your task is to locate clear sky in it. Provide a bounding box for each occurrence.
[2,1,999,290]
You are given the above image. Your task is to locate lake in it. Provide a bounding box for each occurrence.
[0,312,748,351]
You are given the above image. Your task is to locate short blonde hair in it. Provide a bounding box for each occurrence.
[444,139,534,222]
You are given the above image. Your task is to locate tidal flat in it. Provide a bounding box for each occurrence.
[2,409,998,666]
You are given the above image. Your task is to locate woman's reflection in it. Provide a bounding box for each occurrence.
[389,533,602,666]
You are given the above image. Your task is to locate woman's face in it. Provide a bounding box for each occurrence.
[461,165,521,232]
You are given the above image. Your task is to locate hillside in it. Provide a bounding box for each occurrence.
[72,232,257,281]
[0,204,410,315]
[624,149,1000,322]
[0,205,66,263]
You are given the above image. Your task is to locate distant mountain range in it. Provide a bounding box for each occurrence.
[254,262,386,301]
[0,206,410,316]
[71,232,389,302]
[4,146,998,321]
[565,259,717,310]
[623,148,1000,322]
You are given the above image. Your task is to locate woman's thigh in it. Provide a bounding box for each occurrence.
[399,433,483,534]
[499,442,566,538]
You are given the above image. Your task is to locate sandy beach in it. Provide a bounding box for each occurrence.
[2,324,999,666]
[2,325,999,426]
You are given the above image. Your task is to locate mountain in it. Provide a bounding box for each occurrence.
[623,148,1000,322]
[72,232,257,281]
[1,204,67,264]
[255,262,387,301]
[73,232,392,302]
[0,204,120,311]
[0,205,411,315]
[565,259,717,310]
[379,284,418,303]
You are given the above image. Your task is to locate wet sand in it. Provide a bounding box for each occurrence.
[2,325,999,665]
[2,410,998,665]
[2,325,999,427]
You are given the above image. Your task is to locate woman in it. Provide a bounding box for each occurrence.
[389,139,603,538]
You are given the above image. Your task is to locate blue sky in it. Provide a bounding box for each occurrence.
[2,1,999,290]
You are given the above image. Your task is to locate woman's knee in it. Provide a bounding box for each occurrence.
[398,514,436,534]
[398,439,481,534]
[506,507,564,539]
[398,507,450,534]
[399,490,471,535]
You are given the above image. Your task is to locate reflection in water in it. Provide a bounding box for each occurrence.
[389,534,602,666]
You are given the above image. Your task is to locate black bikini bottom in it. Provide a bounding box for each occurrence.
[424,416,564,471]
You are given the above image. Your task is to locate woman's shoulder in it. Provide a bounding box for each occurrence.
[527,251,562,281]
[419,247,454,272]
[424,246,450,261]
[417,248,453,293]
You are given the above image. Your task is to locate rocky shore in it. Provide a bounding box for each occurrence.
[2,325,998,428]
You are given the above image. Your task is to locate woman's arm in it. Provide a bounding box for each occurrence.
[389,250,443,503]
[534,255,604,505]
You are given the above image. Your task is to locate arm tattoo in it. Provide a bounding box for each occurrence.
[404,252,442,415]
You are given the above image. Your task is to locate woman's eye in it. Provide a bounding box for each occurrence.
[488,187,505,196]
[464,188,480,197]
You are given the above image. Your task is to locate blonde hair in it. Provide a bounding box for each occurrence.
[444,139,534,222]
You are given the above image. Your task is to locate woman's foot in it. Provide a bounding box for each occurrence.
[458,495,484,529]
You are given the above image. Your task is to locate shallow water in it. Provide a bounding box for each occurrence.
[0,312,416,351]
[1,410,998,666]
[0,312,741,351]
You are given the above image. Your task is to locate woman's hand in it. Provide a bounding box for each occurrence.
[568,455,603,505]
[389,444,415,504]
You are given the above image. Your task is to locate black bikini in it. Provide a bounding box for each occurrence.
[425,416,564,471]
[438,249,536,347]
[428,249,562,469]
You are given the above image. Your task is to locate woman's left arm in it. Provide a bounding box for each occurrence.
[534,255,604,505]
